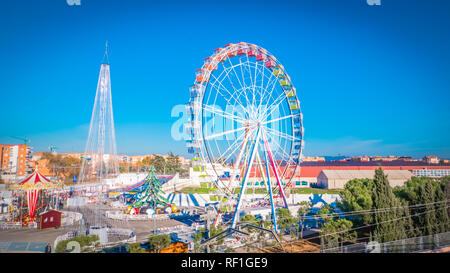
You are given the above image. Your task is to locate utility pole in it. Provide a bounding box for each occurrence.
[201,207,216,253]
[205,216,211,253]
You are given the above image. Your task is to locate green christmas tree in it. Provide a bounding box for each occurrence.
[131,166,171,211]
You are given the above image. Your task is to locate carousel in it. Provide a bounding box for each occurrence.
[10,168,61,226]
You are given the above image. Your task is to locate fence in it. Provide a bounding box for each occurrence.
[53,228,136,252]
[105,210,170,221]
[322,231,450,253]
[0,222,23,230]
[61,211,83,226]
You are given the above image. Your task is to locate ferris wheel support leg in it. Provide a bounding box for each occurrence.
[262,130,289,209]
[263,148,278,234]
[227,132,250,193]
[230,128,261,229]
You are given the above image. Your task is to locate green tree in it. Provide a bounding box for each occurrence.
[166,152,181,174]
[443,176,450,218]
[192,225,225,253]
[55,234,99,253]
[148,234,171,253]
[316,204,335,227]
[338,178,374,225]
[276,208,297,235]
[372,168,410,243]
[320,219,357,251]
[420,180,437,235]
[153,156,166,174]
[394,176,449,236]
[434,183,449,233]
[297,201,312,239]
[127,243,147,253]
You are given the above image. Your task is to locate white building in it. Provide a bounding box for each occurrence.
[412,168,450,179]
[317,169,413,189]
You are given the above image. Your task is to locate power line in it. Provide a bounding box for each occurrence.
[297,205,450,244]
[232,199,449,225]
[299,199,450,220]
[320,221,450,253]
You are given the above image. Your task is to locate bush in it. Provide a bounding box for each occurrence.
[148,234,171,253]
[55,234,100,253]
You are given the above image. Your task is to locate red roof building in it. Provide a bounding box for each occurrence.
[38,210,62,230]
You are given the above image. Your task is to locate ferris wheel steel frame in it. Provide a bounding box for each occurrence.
[186,42,304,231]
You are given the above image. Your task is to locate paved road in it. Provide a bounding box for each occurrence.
[0,204,188,246]
[0,227,69,244]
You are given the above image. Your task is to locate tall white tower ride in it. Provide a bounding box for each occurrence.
[79,42,119,183]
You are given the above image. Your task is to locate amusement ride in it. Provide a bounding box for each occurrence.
[186,42,304,232]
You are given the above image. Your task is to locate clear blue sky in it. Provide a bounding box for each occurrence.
[0,0,449,158]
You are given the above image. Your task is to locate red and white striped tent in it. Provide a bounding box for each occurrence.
[11,168,61,220]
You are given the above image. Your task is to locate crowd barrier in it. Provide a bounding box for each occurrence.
[105,210,170,221]
[54,228,136,252]
[61,211,83,226]
[0,222,22,230]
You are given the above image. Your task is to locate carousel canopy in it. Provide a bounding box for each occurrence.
[12,168,61,190]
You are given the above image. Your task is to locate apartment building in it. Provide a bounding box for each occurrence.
[0,144,32,176]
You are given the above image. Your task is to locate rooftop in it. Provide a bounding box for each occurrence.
[320,169,414,180]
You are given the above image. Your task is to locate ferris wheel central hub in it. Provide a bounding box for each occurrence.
[242,119,261,129]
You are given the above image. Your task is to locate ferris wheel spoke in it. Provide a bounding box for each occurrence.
[210,63,249,114]
[203,104,245,124]
[212,130,247,163]
[256,64,275,114]
[226,58,248,101]
[237,59,256,117]
[220,62,252,116]
[258,75,283,120]
[231,128,262,228]
[262,129,288,208]
[264,126,300,142]
[262,114,296,125]
[204,126,246,141]
[209,72,249,114]
[221,132,251,165]
[254,62,270,115]
[269,134,292,160]
[226,130,252,190]
[259,89,289,122]
[261,66,280,100]
[244,58,257,109]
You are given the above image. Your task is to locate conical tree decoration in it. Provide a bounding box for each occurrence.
[79,44,119,183]
[129,166,172,211]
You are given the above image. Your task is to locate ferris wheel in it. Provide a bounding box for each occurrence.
[185,42,304,230]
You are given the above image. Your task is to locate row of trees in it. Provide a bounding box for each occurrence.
[40,152,81,184]
[235,169,449,251]
[334,168,450,248]
[126,234,172,253]
[149,153,186,175]
[119,152,188,176]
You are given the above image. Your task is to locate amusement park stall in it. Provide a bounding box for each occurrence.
[38,209,62,230]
